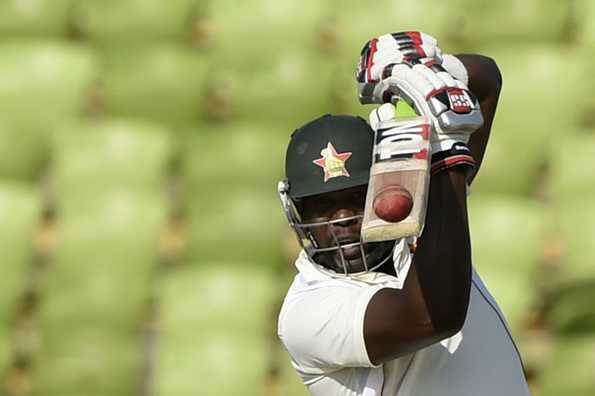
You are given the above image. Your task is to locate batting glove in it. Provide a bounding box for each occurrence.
[387,61,483,137]
[357,31,470,103]
[370,103,476,177]
[357,32,443,84]
[357,32,482,176]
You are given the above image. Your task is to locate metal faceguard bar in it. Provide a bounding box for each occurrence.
[278,180,392,275]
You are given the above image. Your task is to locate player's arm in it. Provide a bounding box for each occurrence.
[358,35,495,365]
[456,54,503,184]
[364,166,471,364]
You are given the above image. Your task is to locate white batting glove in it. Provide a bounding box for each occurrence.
[357,31,470,104]
[370,102,476,177]
[375,61,483,146]
[357,32,443,84]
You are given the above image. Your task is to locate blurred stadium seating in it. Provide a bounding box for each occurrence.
[0,1,593,396]
[155,263,280,395]
[470,44,587,196]
[457,0,570,44]
[51,119,172,201]
[72,0,202,44]
[0,184,40,321]
[0,0,74,37]
[99,45,208,125]
[468,195,545,334]
[539,336,595,396]
[32,191,166,395]
[0,40,95,180]
[0,182,41,388]
[0,326,8,378]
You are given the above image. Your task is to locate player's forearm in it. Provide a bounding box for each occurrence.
[456,54,503,183]
[410,167,472,334]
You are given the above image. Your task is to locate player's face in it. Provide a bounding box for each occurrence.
[299,185,392,272]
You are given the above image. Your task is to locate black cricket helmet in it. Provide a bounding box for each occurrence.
[278,114,393,275]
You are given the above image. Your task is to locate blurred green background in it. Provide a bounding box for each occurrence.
[0,0,594,395]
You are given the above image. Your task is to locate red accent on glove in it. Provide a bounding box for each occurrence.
[405,32,426,57]
[367,38,379,82]
[423,59,438,68]
[421,123,431,139]
[414,149,429,160]
[447,88,473,114]
[406,31,423,46]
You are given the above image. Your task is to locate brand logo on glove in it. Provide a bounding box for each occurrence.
[375,119,430,163]
[447,88,473,114]
[313,142,352,182]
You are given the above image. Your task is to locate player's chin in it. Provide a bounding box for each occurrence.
[340,243,364,261]
[330,254,366,274]
[330,241,393,273]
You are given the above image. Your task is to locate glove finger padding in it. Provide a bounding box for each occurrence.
[382,62,484,137]
[369,102,396,131]
[357,31,443,104]
[357,32,442,83]
[358,32,479,179]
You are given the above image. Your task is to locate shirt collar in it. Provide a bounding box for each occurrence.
[294,237,414,289]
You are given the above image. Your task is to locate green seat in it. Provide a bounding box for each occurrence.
[181,122,288,197]
[555,202,595,286]
[0,0,73,36]
[539,336,595,396]
[208,0,337,122]
[550,133,595,204]
[52,119,172,200]
[40,193,165,326]
[577,0,595,46]
[100,45,208,126]
[56,191,166,244]
[210,0,330,58]
[547,281,595,335]
[33,394,127,396]
[471,45,587,196]
[0,183,41,322]
[549,134,595,286]
[33,393,128,396]
[468,195,544,333]
[156,263,282,394]
[73,0,199,44]
[41,261,152,329]
[182,124,287,255]
[458,0,569,44]
[0,40,96,180]
[185,188,285,263]
[0,326,11,380]
[32,327,141,395]
[159,263,280,335]
[155,332,269,396]
[206,49,336,124]
[0,121,49,181]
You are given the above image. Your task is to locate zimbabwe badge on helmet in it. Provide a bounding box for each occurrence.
[313,142,352,182]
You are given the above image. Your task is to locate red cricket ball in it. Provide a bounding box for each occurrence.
[373,186,414,223]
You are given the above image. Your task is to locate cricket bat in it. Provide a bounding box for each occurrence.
[361,99,432,242]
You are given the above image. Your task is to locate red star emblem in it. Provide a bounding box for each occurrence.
[312,142,352,182]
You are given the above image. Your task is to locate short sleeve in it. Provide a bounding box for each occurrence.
[278,281,385,375]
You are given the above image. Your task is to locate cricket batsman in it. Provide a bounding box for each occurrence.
[276,32,531,395]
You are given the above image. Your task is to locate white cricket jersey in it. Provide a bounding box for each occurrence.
[277,250,531,396]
